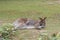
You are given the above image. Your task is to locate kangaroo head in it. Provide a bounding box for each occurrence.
[39,17,47,26]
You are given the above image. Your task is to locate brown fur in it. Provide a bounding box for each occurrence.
[13,17,47,30]
[18,18,27,23]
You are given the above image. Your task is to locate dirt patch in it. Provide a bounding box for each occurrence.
[14,29,47,40]
[0,20,3,25]
[54,0,60,4]
[46,0,60,4]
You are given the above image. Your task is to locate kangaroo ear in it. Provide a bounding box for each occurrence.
[44,17,47,20]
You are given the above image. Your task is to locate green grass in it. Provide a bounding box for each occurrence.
[0,0,60,40]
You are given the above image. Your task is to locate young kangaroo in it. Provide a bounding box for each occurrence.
[13,17,47,30]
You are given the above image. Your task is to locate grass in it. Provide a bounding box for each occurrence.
[0,0,60,40]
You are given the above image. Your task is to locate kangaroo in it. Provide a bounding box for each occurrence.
[13,17,47,30]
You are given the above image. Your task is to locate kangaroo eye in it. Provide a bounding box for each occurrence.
[40,24,43,26]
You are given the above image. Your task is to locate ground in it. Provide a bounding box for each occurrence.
[0,0,60,40]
